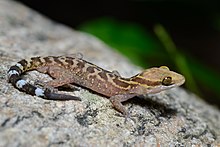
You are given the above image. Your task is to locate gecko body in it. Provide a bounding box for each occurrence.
[8,56,185,115]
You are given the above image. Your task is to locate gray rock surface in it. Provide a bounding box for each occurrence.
[0,0,219,146]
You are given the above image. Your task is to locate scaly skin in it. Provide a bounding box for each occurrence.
[8,56,185,115]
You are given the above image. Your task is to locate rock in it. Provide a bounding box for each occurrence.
[0,0,219,146]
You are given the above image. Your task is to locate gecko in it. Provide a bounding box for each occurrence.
[7,55,185,116]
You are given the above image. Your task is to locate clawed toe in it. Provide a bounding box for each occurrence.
[35,80,58,93]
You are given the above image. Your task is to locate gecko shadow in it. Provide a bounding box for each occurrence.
[124,95,178,120]
[55,82,178,122]
[59,84,178,120]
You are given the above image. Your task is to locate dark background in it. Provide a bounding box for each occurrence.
[15,0,220,106]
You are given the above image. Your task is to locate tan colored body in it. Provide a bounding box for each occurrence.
[8,56,185,116]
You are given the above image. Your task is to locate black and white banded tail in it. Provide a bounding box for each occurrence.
[7,60,81,101]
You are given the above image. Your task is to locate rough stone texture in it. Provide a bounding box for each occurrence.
[0,0,220,146]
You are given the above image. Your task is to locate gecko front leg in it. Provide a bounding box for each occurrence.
[109,94,137,116]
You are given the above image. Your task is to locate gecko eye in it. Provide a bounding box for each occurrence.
[162,76,172,86]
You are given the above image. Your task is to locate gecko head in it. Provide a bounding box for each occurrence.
[131,66,185,94]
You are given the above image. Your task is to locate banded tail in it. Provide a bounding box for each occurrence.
[7,58,81,101]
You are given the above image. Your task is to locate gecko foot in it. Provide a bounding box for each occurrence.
[35,80,58,93]
[110,94,137,120]
[114,110,137,124]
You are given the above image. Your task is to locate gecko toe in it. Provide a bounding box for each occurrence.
[35,80,59,93]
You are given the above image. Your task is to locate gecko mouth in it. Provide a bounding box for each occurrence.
[147,76,185,94]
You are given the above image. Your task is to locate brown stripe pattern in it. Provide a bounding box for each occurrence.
[7,55,185,116]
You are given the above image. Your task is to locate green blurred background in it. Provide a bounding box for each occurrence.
[16,1,220,108]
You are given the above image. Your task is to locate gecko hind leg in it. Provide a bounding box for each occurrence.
[36,66,80,100]
[35,80,58,93]
[35,79,81,101]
